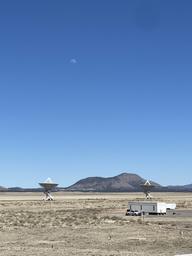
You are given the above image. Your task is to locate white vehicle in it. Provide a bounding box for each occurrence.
[128,201,167,215]
[125,209,142,216]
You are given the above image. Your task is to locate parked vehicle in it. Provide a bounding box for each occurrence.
[125,209,142,216]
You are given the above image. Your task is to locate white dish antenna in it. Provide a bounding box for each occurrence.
[141,180,154,199]
[39,178,58,201]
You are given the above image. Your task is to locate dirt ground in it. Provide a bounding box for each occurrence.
[0,192,192,256]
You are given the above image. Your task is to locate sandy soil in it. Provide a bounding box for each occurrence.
[0,192,192,256]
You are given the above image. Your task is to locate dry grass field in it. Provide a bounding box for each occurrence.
[0,192,192,256]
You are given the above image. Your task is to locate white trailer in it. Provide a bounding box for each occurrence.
[128,201,167,215]
[166,203,176,210]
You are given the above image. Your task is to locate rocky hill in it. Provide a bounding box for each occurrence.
[66,173,161,192]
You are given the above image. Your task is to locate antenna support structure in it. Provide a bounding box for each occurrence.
[39,178,58,201]
[140,180,154,199]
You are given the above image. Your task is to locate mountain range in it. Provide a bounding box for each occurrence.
[1,172,192,192]
[66,173,160,192]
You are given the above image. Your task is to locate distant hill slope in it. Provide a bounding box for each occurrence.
[1,172,191,192]
[163,184,192,192]
[66,172,161,192]
[7,187,43,192]
[0,186,8,192]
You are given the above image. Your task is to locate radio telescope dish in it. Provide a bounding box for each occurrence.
[39,178,58,201]
[141,180,154,199]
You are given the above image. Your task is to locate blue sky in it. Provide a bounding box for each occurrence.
[0,0,192,187]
